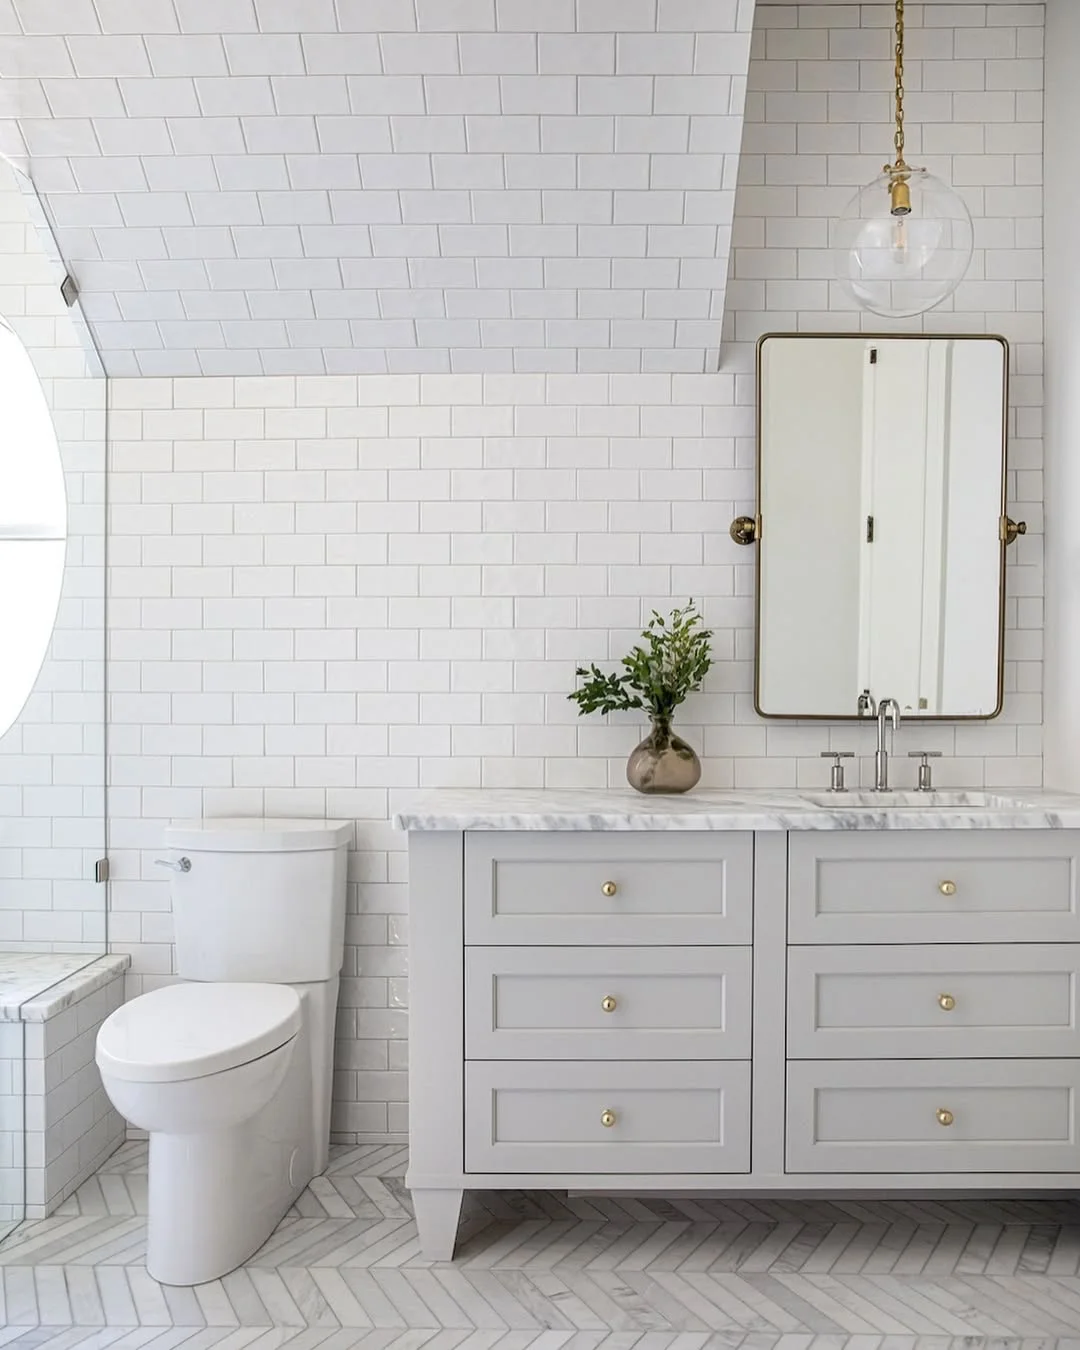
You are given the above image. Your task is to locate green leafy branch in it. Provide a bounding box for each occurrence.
[568,601,713,723]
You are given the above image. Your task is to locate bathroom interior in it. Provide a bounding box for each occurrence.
[3,0,1080,1339]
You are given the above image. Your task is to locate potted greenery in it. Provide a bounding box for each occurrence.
[568,601,713,794]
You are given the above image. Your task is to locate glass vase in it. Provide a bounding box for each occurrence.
[625,716,701,795]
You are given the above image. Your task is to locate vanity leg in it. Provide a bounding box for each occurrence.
[411,1187,464,1261]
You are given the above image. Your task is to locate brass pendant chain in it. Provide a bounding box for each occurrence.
[886,0,912,214]
[893,0,906,170]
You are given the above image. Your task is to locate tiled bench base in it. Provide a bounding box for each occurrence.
[0,954,130,1221]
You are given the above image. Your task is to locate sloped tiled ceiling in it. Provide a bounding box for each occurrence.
[0,0,755,377]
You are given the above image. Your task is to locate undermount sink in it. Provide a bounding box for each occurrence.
[803,790,1038,810]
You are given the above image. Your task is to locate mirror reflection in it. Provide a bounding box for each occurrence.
[755,334,1008,720]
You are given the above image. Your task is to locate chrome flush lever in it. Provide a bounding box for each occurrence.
[155,857,192,873]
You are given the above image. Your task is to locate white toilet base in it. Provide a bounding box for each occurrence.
[147,1122,305,1285]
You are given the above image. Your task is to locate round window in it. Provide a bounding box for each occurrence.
[0,321,66,740]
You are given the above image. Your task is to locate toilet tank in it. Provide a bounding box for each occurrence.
[162,818,352,984]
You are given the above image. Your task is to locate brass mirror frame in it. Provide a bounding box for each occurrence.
[745,331,1015,722]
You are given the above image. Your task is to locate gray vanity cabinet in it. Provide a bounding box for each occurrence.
[785,830,1080,1179]
[406,826,1080,1261]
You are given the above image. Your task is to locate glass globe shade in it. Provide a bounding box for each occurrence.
[834,167,974,319]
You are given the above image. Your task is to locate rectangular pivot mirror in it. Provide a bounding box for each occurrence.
[755,333,1008,720]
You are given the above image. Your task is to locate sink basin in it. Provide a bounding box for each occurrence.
[803,790,1038,810]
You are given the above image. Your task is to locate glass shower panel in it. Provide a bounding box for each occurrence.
[0,157,106,1240]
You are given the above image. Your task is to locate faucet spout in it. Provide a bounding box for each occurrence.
[874,698,902,792]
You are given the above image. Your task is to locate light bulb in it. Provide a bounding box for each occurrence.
[891,214,907,266]
[834,167,973,319]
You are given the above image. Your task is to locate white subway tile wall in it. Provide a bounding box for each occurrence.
[0,157,108,954]
[24,971,127,1217]
[0,1022,24,1221]
[1,966,128,1223]
[0,0,756,377]
[105,5,1043,1139]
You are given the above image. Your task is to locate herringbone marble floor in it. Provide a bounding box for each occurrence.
[2,1143,1080,1350]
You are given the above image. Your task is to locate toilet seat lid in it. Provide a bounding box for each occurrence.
[96,983,302,1084]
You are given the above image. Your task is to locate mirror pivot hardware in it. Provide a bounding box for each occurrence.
[820,750,855,792]
[729,514,760,546]
[1001,516,1027,546]
[908,749,943,792]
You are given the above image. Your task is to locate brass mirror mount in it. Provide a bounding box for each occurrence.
[1001,516,1027,546]
[730,515,759,546]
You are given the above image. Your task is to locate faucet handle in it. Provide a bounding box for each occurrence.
[820,750,855,792]
[907,750,942,792]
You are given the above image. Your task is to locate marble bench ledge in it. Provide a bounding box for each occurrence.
[392,786,1080,833]
[0,953,131,1023]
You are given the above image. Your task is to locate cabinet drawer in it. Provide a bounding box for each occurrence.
[787,1059,1080,1174]
[465,1060,750,1174]
[788,944,1080,1059]
[466,946,751,1060]
[788,831,1080,944]
[465,832,752,946]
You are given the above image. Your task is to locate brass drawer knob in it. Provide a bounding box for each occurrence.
[939,880,957,897]
[601,881,618,897]
[936,1107,955,1127]
[601,995,617,1013]
[938,993,956,1012]
[600,1109,617,1128]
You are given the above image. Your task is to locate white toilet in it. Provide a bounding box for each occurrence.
[96,817,352,1286]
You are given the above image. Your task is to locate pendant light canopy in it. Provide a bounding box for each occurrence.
[835,0,974,319]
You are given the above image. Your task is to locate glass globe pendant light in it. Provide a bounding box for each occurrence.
[835,0,974,319]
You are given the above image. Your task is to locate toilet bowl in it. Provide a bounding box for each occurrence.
[95,818,351,1286]
[97,982,302,1133]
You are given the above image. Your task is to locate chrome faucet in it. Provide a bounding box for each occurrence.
[874,698,901,791]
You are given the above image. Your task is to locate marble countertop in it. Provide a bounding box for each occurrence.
[393,787,1080,832]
